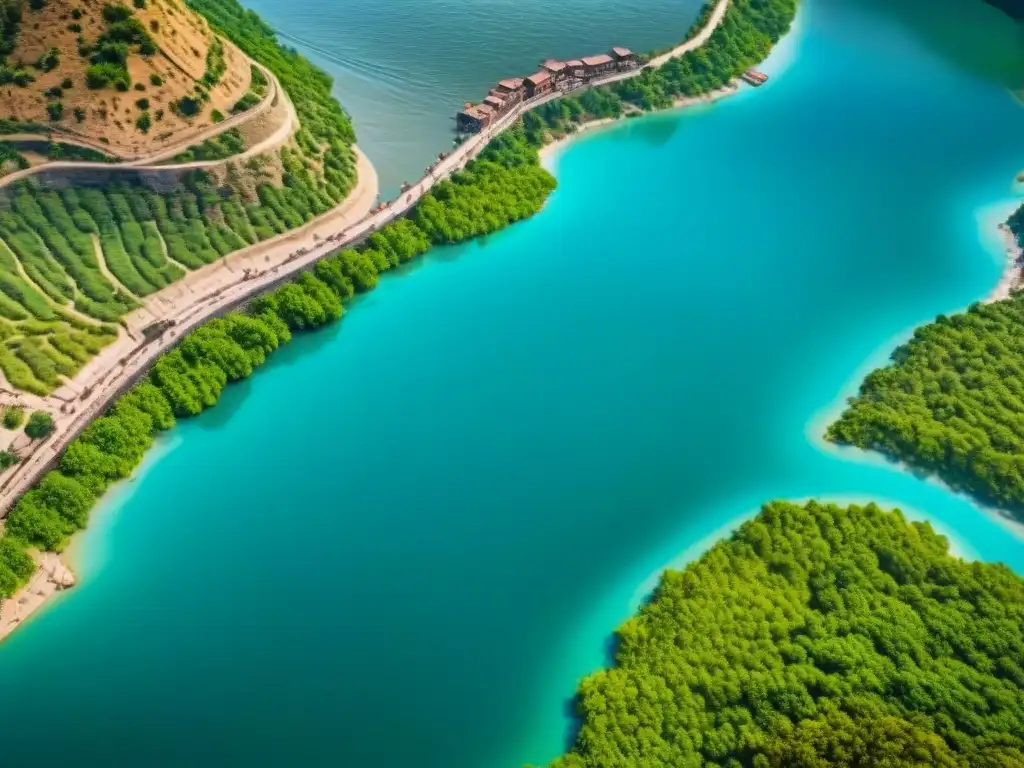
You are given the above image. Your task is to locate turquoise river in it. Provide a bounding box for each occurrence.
[0,0,1023,765]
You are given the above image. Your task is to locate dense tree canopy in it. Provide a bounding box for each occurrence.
[827,293,1024,521]
[547,501,1024,768]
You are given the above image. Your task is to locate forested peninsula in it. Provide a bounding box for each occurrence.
[545,501,1024,768]
[827,286,1024,523]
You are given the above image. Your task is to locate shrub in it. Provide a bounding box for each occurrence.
[135,111,151,133]
[34,47,59,73]
[135,97,149,110]
[149,73,162,86]
[3,406,24,429]
[45,101,63,121]
[172,96,201,117]
[101,3,133,23]
[61,77,73,89]
[0,449,18,469]
[25,410,54,439]
[86,62,129,90]
[210,108,224,123]
[133,0,145,7]
[73,106,86,122]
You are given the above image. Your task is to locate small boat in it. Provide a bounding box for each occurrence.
[741,69,768,86]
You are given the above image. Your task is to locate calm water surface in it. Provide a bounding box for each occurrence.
[0,0,1023,766]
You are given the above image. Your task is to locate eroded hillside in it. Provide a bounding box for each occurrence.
[0,0,252,158]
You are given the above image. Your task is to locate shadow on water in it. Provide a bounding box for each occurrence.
[847,0,1024,90]
[630,113,682,149]
[195,376,255,430]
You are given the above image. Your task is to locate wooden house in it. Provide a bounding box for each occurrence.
[581,54,616,77]
[564,59,586,80]
[611,47,639,70]
[541,59,569,85]
[456,103,495,133]
[495,78,525,102]
[525,70,554,98]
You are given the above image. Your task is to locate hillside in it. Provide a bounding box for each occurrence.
[0,0,358,399]
[0,0,253,158]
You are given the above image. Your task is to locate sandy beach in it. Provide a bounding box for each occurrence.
[986,222,1023,302]
[0,551,74,643]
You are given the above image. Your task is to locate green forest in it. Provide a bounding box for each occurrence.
[827,294,1024,522]
[526,0,796,141]
[546,500,1024,768]
[0,125,554,586]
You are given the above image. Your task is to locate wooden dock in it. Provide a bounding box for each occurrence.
[741,69,768,86]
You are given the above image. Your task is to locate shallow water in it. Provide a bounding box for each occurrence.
[1,0,1023,766]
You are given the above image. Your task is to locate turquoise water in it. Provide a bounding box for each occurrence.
[2,0,1024,766]
[240,0,707,193]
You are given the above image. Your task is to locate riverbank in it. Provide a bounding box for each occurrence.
[0,0,772,645]
[986,222,1023,302]
[539,84,740,169]
[0,551,73,643]
[2,0,1023,762]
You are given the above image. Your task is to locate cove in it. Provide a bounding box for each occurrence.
[0,0,1023,767]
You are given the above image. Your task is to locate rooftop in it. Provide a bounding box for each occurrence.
[565,59,584,68]
[460,103,494,121]
[582,54,613,66]
[611,47,634,59]
[526,70,551,86]
[497,78,524,91]
[541,59,567,72]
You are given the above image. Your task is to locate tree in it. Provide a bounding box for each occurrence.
[24,410,53,439]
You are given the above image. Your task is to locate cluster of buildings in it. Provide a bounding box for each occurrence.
[456,47,640,134]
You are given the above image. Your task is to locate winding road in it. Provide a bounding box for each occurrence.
[0,63,286,189]
[0,0,732,514]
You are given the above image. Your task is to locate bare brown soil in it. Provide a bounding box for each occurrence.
[0,0,251,158]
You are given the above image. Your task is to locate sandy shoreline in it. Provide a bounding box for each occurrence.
[539,84,740,169]
[985,222,1023,303]
[0,551,74,643]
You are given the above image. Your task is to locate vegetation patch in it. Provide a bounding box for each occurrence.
[547,500,1024,768]
[828,290,1024,522]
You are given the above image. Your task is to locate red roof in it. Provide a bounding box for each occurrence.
[460,105,491,121]
[565,59,584,68]
[525,70,550,86]
[541,59,567,72]
[497,78,524,91]
[611,47,634,59]
[483,95,505,109]
[582,54,613,67]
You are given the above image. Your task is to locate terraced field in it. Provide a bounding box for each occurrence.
[0,140,356,395]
